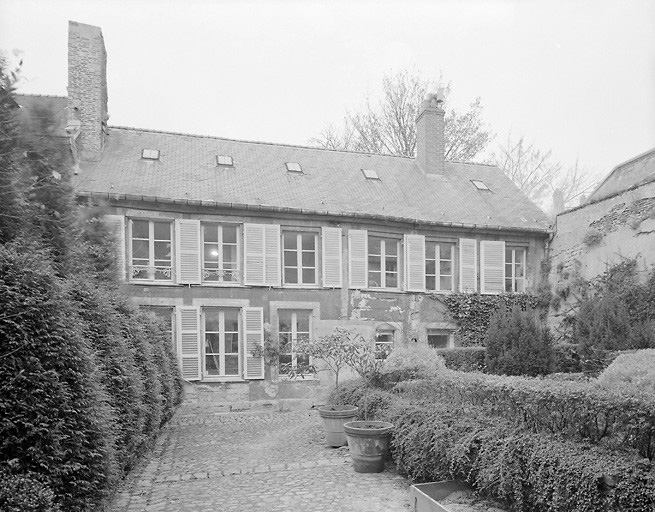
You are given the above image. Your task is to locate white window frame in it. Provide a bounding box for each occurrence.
[368,236,400,289]
[277,310,312,377]
[282,231,319,286]
[426,241,455,292]
[505,247,527,293]
[201,223,240,284]
[128,219,174,282]
[202,307,242,380]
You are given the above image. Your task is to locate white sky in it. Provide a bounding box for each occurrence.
[1,0,654,185]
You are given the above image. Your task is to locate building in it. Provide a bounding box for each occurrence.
[17,21,551,401]
[548,147,655,338]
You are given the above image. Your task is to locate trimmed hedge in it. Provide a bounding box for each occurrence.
[330,381,655,511]
[397,372,655,460]
[0,469,60,512]
[436,347,487,372]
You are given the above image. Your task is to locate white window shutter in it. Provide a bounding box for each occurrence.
[244,223,265,285]
[481,241,505,294]
[348,229,368,289]
[404,234,426,292]
[176,306,201,381]
[264,224,281,287]
[175,219,201,284]
[459,238,478,293]
[322,226,343,288]
[104,214,126,281]
[243,307,265,380]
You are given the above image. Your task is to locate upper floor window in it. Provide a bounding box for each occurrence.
[283,232,317,285]
[202,223,239,283]
[368,236,399,288]
[204,308,240,378]
[426,242,455,291]
[505,247,526,292]
[129,219,173,281]
[278,310,311,375]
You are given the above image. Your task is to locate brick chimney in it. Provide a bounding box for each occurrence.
[67,21,108,162]
[415,89,445,175]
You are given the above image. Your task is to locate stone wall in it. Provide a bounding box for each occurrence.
[548,179,655,338]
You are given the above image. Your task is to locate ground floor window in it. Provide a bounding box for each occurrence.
[203,308,240,377]
[374,326,395,359]
[505,247,526,292]
[278,310,311,375]
[427,329,453,349]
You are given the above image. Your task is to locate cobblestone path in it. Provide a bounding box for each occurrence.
[110,400,412,512]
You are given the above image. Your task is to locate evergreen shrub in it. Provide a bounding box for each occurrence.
[0,468,60,512]
[379,343,447,386]
[436,347,487,372]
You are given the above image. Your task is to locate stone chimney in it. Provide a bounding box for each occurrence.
[415,89,445,175]
[67,21,108,162]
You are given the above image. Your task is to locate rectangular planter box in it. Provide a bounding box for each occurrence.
[409,480,474,512]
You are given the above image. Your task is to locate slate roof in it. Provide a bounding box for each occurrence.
[73,126,549,233]
[587,147,655,203]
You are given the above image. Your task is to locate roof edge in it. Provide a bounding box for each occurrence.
[78,190,551,235]
[588,146,655,201]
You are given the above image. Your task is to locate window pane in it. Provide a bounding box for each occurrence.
[440,260,452,275]
[223,245,237,265]
[368,238,380,254]
[426,276,436,290]
[283,234,297,250]
[204,244,219,263]
[302,269,315,284]
[427,334,449,348]
[297,311,310,332]
[285,250,298,266]
[426,259,436,275]
[203,224,218,243]
[369,271,381,287]
[386,273,398,288]
[132,220,149,239]
[505,248,512,263]
[385,257,397,273]
[505,279,513,292]
[205,310,220,332]
[440,276,453,291]
[279,333,292,353]
[285,268,298,284]
[278,311,292,331]
[205,356,220,376]
[302,234,315,250]
[132,240,149,260]
[368,256,381,272]
[205,333,221,353]
[224,333,239,353]
[153,221,170,240]
[439,243,453,260]
[224,310,239,331]
[516,261,525,278]
[223,226,237,244]
[154,241,171,261]
[224,355,239,376]
[386,241,398,257]
[301,251,315,267]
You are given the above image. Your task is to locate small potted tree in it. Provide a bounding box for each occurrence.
[342,336,393,473]
[297,328,359,447]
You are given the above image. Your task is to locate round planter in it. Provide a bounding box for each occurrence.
[318,405,359,447]
[344,420,394,473]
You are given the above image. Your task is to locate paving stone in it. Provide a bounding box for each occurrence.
[108,400,411,511]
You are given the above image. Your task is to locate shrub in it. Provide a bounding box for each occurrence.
[379,343,447,385]
[552,342,583,373]
[0,469,60,512]
[598,349,655,397]
[485,305,554,376]
[436,347,487,372]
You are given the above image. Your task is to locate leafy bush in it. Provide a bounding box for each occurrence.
[598,349,655,397]
[0,469,60,512]
[379,343,447,385]
[485,305,554,376]
[552,342,583,373]
[436,347,487,372]
[397,371,655,460]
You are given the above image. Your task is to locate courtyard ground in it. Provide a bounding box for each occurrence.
[109,386,411,512]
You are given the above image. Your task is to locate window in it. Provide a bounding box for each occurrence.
[203,308,240,378]
[283,232,317,285]
[129,219,173,280]
[471,179,490,190]
[278,310,311,375]
[216,155,233,166]
[202,223,239,283]
[141,149,160,160]
[505,247,526,292]
[427,329,452,349]
[426,242,455,291]
[362,169,379,180]
[368,237,399,288]
[285,162,303,173]
[374,326,394,359]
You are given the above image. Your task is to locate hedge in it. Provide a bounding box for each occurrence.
[330,381,655,511]
[0,469,60,512]
[397,372,655,460]
[436,347,487,372]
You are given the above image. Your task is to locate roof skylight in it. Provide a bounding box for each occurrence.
[216,155,234,166]
[471,179,490,191]
[362,169,379,180]
[141,149,160,160]
[285,162,303,173]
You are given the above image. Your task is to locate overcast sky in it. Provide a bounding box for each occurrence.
[1,0,654,187]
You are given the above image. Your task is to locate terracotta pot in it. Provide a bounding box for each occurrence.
[318,405,359,447]
[344,420,393,473]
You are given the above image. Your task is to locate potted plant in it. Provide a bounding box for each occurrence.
[342,337,393,473]
[297,328,359,447]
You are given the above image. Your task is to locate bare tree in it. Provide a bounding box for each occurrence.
[491,134,596,210]
[311,69,493,162]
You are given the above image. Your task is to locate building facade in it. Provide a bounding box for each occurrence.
[19,21,551,400]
